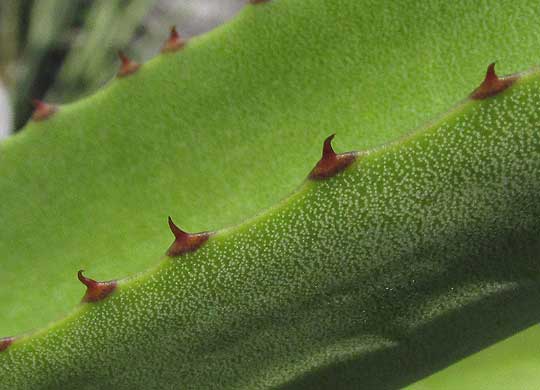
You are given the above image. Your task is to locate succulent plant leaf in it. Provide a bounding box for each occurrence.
[2,0,540,388]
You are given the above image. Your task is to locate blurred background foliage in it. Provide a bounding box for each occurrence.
[0,0,244,136]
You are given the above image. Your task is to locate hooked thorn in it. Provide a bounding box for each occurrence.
[77,270,117,303]
[309,134,357,180]
[470,62,518,100]
[166,217,211,257]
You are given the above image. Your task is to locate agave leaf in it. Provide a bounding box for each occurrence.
[1,0,540,388]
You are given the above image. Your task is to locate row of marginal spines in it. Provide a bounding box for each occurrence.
[4,14,522,351]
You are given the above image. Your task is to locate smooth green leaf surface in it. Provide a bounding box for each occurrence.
[409,325,540,390]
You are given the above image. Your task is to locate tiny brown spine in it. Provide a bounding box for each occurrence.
[167,217,211,257]
[470,63,518,100]
[309,134,357,180]
[77,270,117,303]
[117,51,140,78]
[0,337,14,352]
[161,26,185,53]
[31,99,57,121]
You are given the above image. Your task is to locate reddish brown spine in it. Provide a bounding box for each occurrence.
[309,134,357,180]
[161,26,185,53]
[77,270,117,303]
[470,63,517,100]
[249,0,271,3]
[166,217,211,257]
[117,51,140,78]
[0,337,14,352]
[31,99,57,121]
